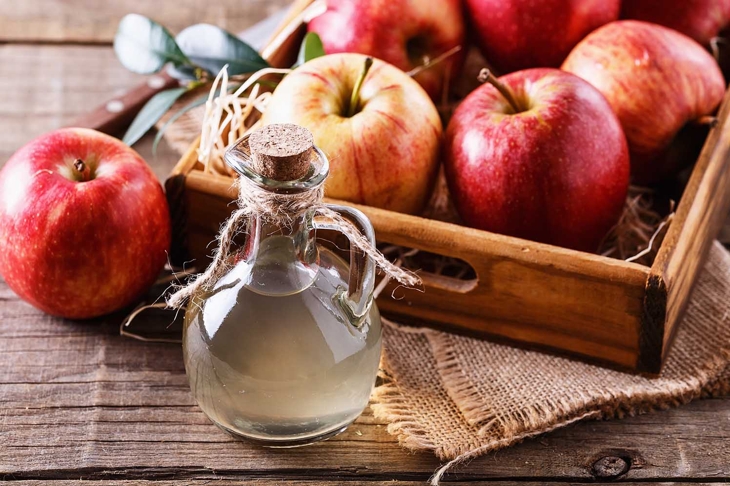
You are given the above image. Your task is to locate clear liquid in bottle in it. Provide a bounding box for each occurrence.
[183,235,382,446]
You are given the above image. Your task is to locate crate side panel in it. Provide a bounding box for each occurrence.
[377,260,645,369]
[651,88,730,362]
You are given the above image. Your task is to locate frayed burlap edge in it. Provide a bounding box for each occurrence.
[426,330,730,435]
[370,322,452,457]
[371,378,438,453]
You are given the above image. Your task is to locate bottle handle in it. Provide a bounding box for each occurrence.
[313,204,376,327]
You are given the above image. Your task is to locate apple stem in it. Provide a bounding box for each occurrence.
[73,158,91,182]
[478,68,523,113]
[406,45,462,77]
[347,57,374,118]
[695,115,718,128]
[710,36,728,63]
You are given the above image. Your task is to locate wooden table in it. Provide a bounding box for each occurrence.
[2,2,730,484]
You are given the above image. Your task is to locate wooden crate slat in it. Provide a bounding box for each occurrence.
[648,87,730,369]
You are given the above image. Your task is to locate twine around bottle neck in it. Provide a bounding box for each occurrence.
[167,174,421,309]
[237,176,323,230]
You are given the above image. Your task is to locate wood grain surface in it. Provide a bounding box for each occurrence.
[5,484,729,486]
[0,44,180,180]
[1,1,730,484]
[651,87,730,364]
[3,484,728,486]
[0,0,292,43]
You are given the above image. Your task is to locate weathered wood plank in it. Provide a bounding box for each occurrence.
[3,483,726,486]
[651,87,730,371]
[0,0,291,43]
[0,45,139,159]
[1,397,728,482]
[0,44,180,180]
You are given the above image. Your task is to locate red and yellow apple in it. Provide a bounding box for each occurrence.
[563,21,726,183]
[261,53,442,215]
[465,0,620,73]
[621,0,730,46]
[0,128,171,319]
[308,0,466,100]
[444,68,629,252]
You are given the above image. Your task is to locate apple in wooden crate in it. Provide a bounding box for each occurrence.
[465,0,620,73]
[444,69,629,252]
[261,53,442,215]
[621,0,730,46]
[563,21,726,184]
[307,0,466,99]
[0,128,171,319]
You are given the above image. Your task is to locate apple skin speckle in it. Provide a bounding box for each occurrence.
[620,0,730,46]
[0,127,171,319]
[563,20,725,183]
[444,68,629,252]
[307,0,466,100]
[262,53,442,215]
[465,0,620,73]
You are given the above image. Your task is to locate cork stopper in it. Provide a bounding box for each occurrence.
[248,124,314,181]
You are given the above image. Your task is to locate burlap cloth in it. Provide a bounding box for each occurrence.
[371,241,730,484]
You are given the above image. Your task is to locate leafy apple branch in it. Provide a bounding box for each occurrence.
[113,14,326,147]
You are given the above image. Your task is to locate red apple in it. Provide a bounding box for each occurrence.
[562,21,726,183]
[621,0,730,46]
[0,128,171,319]
[261,53,442,215]
[465,0,620,73]
[444,68,629,252]
[308,0,466,100]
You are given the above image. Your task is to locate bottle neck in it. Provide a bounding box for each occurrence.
[241,208,320,296]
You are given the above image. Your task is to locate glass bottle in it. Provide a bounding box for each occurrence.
[182,124,382,446]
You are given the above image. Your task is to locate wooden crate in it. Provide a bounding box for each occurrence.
[165,0,730,374]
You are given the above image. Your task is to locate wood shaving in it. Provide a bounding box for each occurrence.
[198,65,291,177]
[600,186,674,265]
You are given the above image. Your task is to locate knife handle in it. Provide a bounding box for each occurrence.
[69,72,179,136]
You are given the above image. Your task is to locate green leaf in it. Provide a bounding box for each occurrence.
[176,24,269,75]
[166,63,199,81]
[295,32,326,67]
[114,14,190,74]
[122,87,189,147]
